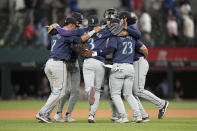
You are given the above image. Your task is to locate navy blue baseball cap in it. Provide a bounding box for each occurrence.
[72,12,83,24]
[64,17,77,25]
[88,15,100,27]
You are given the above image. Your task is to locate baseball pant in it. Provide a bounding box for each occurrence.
[57,60,80,115]
[109,63,141,118]
[83,58,105,116]
[133,57,165,110]
[39,59,67,117]
[134,95,149,118]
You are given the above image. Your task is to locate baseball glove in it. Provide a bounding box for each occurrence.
[45,23,59,34]
[75,43,92,58]
[107,23,124,35]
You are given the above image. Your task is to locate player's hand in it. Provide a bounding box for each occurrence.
[123,18,128,29]
[93,26,101,33]
[117,30,129,36]
[46,23,59,34]
[51,23,59,28]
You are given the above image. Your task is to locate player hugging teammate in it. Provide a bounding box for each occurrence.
[36,8,169,123]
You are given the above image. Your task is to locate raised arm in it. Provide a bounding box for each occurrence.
[139,45,148,58]
[92,36,117,56]
[81,26,101,42]
[136,40,148,58]
[126,24,141,39]
[56,26,82,36]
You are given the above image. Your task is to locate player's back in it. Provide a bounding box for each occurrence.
[111,36,136,64]
[84,27,111,62]
[48,34,74,61]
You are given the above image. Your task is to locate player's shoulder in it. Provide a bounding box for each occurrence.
[136,40,143,46]
[77,27,86,32]
[101,27,110,33]
[52,33,61,40]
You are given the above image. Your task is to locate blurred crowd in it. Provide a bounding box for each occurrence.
[0,0,79,47]
[120,0,196,47]
[0,0,196,48]
[0,0,195,48]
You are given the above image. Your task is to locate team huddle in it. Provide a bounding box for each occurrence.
[35,8,169,123]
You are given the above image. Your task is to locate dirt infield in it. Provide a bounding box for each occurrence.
[0,109,197,118]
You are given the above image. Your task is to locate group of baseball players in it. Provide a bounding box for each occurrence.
[36,8,169,123]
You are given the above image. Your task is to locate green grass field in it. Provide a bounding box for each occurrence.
[0,100,197,131]
[0,100,197,110]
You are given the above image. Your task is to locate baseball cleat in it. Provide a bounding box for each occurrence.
[89,87,95,105]
[88,115,95,123]
[131,116,142,123]
[158,101,169,119]
[36,113,54,123]
[64,114,76,122]
[115,117,129,123]
[110,116,119,122]
[141,117,150,123]
[54,113,64,122]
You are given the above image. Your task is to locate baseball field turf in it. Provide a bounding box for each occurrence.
[0,100,197,131]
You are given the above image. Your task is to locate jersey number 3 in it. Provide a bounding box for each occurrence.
[122,41,133,54]
[88,38,95,50]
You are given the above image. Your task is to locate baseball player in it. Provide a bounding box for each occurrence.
[102,9,143,122]
[95,28,148,123]
[91,18,148,123]
[83,15,137,123]
[36,17,82,123]
[51,15,104,123]
[133,39,169,119]
[83,15,114,123]
[110,36,148,123]
[53,12,84,122]
[119,11,169,121]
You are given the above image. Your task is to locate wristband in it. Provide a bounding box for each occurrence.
[88,30,96,37]
[92,51,97,57]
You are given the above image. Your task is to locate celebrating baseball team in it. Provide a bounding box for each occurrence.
[35,8,169,124]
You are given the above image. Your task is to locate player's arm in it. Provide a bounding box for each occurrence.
[80,26,101,42]
[117,30,129,37]
[125,24,141,39]
[95,47,115,56]
[139,45,148,58]
[116,24,141,38]
[92,36,117,56]
[56,25,83,36]
[136,40,148,58]
[56,25,101,42]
